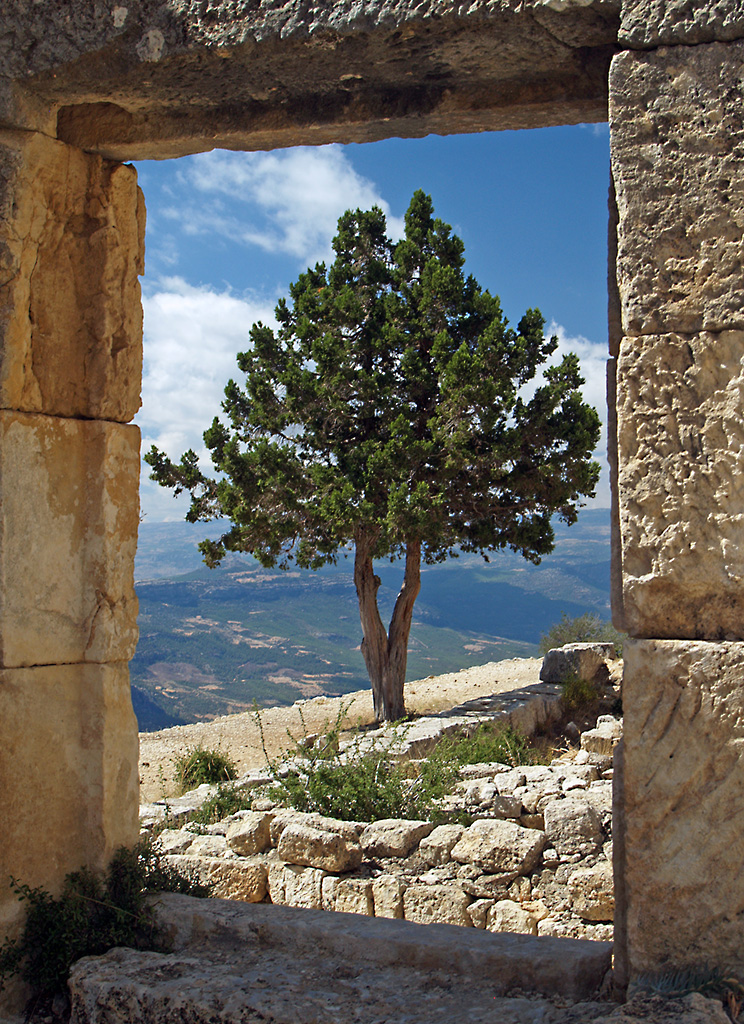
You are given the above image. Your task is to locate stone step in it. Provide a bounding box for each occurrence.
[69,893,613,1024]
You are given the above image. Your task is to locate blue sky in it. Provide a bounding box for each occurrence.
[135,124,611,522]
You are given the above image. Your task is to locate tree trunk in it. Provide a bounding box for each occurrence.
[354,531,422,723]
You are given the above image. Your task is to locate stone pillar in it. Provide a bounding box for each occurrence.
[0,127,143,1010]
[610,9,744,984]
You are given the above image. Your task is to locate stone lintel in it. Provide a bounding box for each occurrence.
[620,0,744,48]
[616,329,744,640]
[3,1,618,160]
[610,42,744,338]
[0,661,139,998]
[0,128,144,421]
[0,411,140,668]
[621,639,744,979]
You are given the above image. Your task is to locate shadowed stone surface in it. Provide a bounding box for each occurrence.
[620,0,744,47]
[616,330,744,639]
[0,131,144,421]
[0,662,138,973]
[0,412,140,667]
[621,640,744,976]
[610,43,744,336]
[2,1,618,160]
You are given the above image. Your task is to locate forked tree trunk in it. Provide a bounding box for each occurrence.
[354,530,422,723]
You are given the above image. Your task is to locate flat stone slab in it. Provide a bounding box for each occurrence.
[68,893,612,1024]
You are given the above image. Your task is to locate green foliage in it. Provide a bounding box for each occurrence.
[256,704,540,824]
[539,611,624,657]
[559,670,599,712]
[190,783,254,825]
[173,745,237,793]
[0,840,209,999]
[147,190,600,572]
[431,722,545,769]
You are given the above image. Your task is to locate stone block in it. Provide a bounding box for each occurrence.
[155,829,195,856]
[334,878,374,916]
[487,899,538,936]
[267,863,326,910]
[277,822,362,873]
[226,812,273,856]
[581,717,623,757]
[402,884,472,928]
[620,0,744,47]
[0,129,144,420]
[543,796,604,857]
[418,824,465,867]
[616,330,744,639]
[360,819,434,858]
[540,643,615,685]
[0,662,138,950]
[568,861,614,922]
[451,819,545,875]
[165,854,267,902]
[0,411,139,667]
[622,640,744,977]
[610,44,744,337]
[371,874,404,919]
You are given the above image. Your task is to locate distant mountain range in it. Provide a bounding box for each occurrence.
[132,508,612,731]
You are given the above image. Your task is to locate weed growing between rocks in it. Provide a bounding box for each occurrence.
[634,967,744,1022]
[0,839,210,1004]
[173,745,238,794]
[253,703,542,824]
[431,722,545,769]
[559,671,599,712]
[191,783,255,825]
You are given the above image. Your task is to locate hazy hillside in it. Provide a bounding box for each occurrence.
[132,508,611,729]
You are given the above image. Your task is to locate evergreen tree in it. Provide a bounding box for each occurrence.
[146,191,601,723]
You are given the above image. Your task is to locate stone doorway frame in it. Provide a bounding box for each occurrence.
[2,1,744,1010]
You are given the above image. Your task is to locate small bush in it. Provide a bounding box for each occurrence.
[173,745,237,793]
[560,670,598,711]
[256,698,544,824]
[539,612,624,657]
[432,722,543,769]
[190,783,254,825]
[0,840,209,999]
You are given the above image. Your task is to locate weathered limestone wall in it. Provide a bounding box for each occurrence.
[0,128,143,1009]
[611,4,744,982]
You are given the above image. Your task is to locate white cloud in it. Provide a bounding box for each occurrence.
[138,276,278,521]
[167,146,405,267]
[542,321,611,509]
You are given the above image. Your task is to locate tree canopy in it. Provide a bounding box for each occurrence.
[146,190,601,721]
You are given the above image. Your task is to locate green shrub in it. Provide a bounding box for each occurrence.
[256,700,542,824]
[173,745,237,793]
[560,670,598,711]
[432,722,542,769]
[190,782,254,825]
[276,750,411,821]
[0,840,209,999]
[539,612,624,657]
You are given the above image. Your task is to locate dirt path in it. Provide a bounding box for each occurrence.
[139,657,543,801]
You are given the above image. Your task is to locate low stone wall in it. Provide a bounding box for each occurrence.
[154,716,621,944]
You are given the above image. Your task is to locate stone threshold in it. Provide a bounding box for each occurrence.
[68,892,613,1024]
